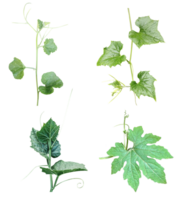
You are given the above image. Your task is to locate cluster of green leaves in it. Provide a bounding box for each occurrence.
[35,19,58,56]
[106,126,173,191]
[105,70,157,100]
[96,15,165,69]
[30,118,87,192]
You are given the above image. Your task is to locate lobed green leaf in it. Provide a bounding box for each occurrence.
[9,57,25,79]
[107,126,173,191]
[43,39,57,55]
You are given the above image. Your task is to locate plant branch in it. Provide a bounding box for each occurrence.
[25,67,36,70]
[48,139,53,192]
[123,111,129,150]
[44,24,68,29]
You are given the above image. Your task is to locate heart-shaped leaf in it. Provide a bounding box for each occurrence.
[39,72,63,95]
[129,16,164,48]
[130,71,156,101]
[97,41,126,67]
[9,57,25,79]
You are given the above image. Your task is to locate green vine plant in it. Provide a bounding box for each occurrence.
[8,2,64,107]
[100,111,173,192]
[29,118,87,192]
[97,8,164,104]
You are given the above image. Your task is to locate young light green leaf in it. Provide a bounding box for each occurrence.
[30,128,61,158]
[107,126,173,191]
[130,71,156,101]
[39,72,63,95]
[51,160,88,176]
[37,19,44,30]
[44,22,50,26]
[43,39,57,55]
[97,41,126,67]
[9,57,25,79]
[109,80,123,90]
[129,16,164,48]
[123,109,130,119]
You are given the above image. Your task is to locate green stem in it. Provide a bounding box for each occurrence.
[51,176,59,192]
[127,8,137,105]
[48,139,53,192]
[123,113,128,150]
[36,31,39,106]
[25,67,36,70]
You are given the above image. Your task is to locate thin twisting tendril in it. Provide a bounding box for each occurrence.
[56,178,84,189]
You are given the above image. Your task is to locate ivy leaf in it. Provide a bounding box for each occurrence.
[129,16,164,48]
[37,118,59,144]
[9,57,25,79]
[130,71,156,101]
[97,41,126,67]
[107,126,173,191]
[30,128,61,158]
[40,38,58,55]
[39,72,63,95]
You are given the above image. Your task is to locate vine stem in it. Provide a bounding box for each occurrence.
[48,138,53,192]
[35,34,40,107]
[127,8,137,105]
[122,108,129,186]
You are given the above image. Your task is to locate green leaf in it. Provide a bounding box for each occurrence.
[39,164,56,176]
[9,57,25,79]
[43,39,57,55]
[39,72,63,95]
[51,160,88,176]
[30,128,61,158]
[37,117,60,143]
[37,19,44,30]
[130,71,156,101]
[108,75,125,98]
[44,22,50,26]
[107,126,173,191]
[97,41,126,67]
[129,16,164,48]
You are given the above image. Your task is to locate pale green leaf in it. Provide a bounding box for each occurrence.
[107,126,173,191]
[43,39,57,55]
[129,16,164,48]
[97,41,126,67]
[51,160,88,176]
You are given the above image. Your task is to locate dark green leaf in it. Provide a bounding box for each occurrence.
[41,168,53,175]
[30,128,61,158]
[38,86,54,95]
[37,117,60,143]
